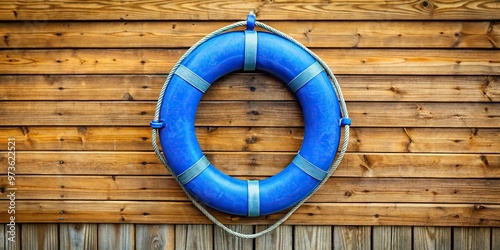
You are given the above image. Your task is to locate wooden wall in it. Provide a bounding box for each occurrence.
[1,0,499,248]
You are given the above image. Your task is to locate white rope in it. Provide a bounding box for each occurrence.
[151,17,350,239]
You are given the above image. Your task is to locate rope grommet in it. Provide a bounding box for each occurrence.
[150,119,166,129]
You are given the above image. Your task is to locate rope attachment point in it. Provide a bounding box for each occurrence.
[150,119,165,129]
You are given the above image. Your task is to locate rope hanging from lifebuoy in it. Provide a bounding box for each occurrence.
[151,12,351,239]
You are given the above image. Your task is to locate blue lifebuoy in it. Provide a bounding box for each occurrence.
[154,19,345,217]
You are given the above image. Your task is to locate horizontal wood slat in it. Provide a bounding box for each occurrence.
[2,49,499,75]
[1,127,497,153]
[2,152,498,178]
[0,101,498,128]
[1,75,498,102]
[1,0,499,21]
[1,201,498,226]
[2,176,499,204]
[1,21,498,48]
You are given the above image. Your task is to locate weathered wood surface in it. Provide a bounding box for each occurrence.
[1,0,499,248]
[2,176,500,204]
[0,101,498,128]
[1,21,498,49]
[413,226,452,250]
[4,224,498,249]
[59,223,97,250]
[1,0,499,20]
[453,227,491,250]
[2,201,499,227]
[1,126,497,153]
[372,226,412,250]
[1,75,498,102]
[294,226,332,250]
[4,151,499,178]
[135,224,174,250]
[20,224,58,250]
[333,226,371,250]
[2,49,499,75]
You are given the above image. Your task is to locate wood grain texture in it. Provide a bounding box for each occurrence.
[413,226,452,250]
[1,0,499,20]
[294,226,332,250]
[453,227,491,250]
[214,225,254,250]
[1,75,498,102]
[175,225,212,250]
[1,21,498,49]
[1,127,498,153]
[59,224,98,250]
[255,225,293,250]
[3,176,499,204]
[2,49,499,75]
[4,224,20,250]
[135,224,174,250]
[1,101,498,128]
[98,224,134,250]
[333,226,371,250]
[2,201,499,226]
[4,152,499,179]
[493,228,500,250]
[21,224,58,250]
[372,226,412,250]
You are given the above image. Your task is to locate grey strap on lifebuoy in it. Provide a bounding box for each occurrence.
[292,153,328,181]
[247,180,260,217]
[244,30,257,71]
[175,64,210,93]
[178,155,211,185]
[287,61,324,93]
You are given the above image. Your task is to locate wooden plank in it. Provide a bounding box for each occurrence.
[294,225,331,250]
[1,75,498,102]
[4,224,20,250]
[1,21,498,49]
[2,49,499,75]
[0,101,302,127]
[2,201,500,226]
[5,151,499,179]
[372,226,412,250]
[1,127,498,153]
[1,0,499,20]
[453,227,491,250]
[214,225,253,250]
[59,224,97,250]
[0,224,4,249]
[493,227,500,250]
[3,176,500,204]
[333,226,371,250]
[1,101,498,128]
[255,225,292,250]
[21,224,58,250]
[98,224,134,250]
[135,224,174,250]
[413,226,452,250]
[175,225,213,250]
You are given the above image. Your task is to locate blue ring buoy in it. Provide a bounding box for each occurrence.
[155,24,343,217]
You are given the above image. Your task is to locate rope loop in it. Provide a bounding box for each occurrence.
[152,12,350,239]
